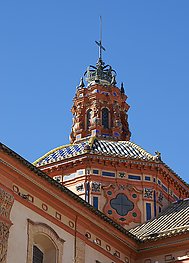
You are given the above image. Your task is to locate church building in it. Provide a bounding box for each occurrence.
[1,38,189,263]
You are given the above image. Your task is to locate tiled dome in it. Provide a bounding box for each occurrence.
[34,138,156,167]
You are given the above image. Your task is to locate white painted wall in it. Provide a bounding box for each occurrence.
[7,200,75,263]
[85,244,113,263]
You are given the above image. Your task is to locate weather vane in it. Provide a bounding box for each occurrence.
[95,16,106,60]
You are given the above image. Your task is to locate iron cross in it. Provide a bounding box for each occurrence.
[95,16,106,59]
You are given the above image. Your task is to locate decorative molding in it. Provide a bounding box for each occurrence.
[143,188,153,199]
[69,221,74,228]
[85,232,91,239]
[106,245,111,251]
[103,184,141,225]
[76,184,84,192]
[0,188,14,263]
[0,188,14,219]
[91,182,101,192]
[41,203,48,211]
[0,222,10,263]
[158,192,164,204]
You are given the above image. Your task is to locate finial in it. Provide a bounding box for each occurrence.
[95,71,100,83]
[111,75,117,86]
[77,77,85,89]
[155,151,161,161]
[120,82,125,94]
[95,16,106,60]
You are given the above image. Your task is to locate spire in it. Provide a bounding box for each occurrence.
[120,82,125,94]
[77,77,85,89]
[84,17,117,86]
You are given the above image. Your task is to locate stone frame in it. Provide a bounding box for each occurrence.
[27,219,65,263]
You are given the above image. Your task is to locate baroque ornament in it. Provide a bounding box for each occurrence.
[76,184,84,192]
[0,188,14,219]
[91,182,101,192]
[103,184,141,225]
[143,188,153,199]
[0,223,9,263]
[0,188,14,263]
[158,191,164,204]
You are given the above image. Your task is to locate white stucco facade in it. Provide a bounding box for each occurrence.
[7,200,75,263]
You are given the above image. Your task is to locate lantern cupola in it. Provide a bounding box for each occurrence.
[70,20,131,143]
[70,57,131,143]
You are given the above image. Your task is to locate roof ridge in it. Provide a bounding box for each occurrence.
[156,224,189,234]
[33,143,73,165]
[126,141,154,158]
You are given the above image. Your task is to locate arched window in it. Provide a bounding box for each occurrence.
[102,108,109,129]
[33,245,43,263]
[33,233,56,263]
[27,220,64,263]
[86,109,92,130]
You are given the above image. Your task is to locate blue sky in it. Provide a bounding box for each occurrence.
[1,1,189,183]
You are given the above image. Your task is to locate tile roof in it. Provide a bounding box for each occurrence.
[129,199,189,241]
[0,142,138,241]
[34,141,89,166]
[34,137,156,166]
[91,139,155,160]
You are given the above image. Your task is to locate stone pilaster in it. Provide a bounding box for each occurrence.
[74,237,85,263]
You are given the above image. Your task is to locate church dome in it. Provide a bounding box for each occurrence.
[34,137,157,167]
